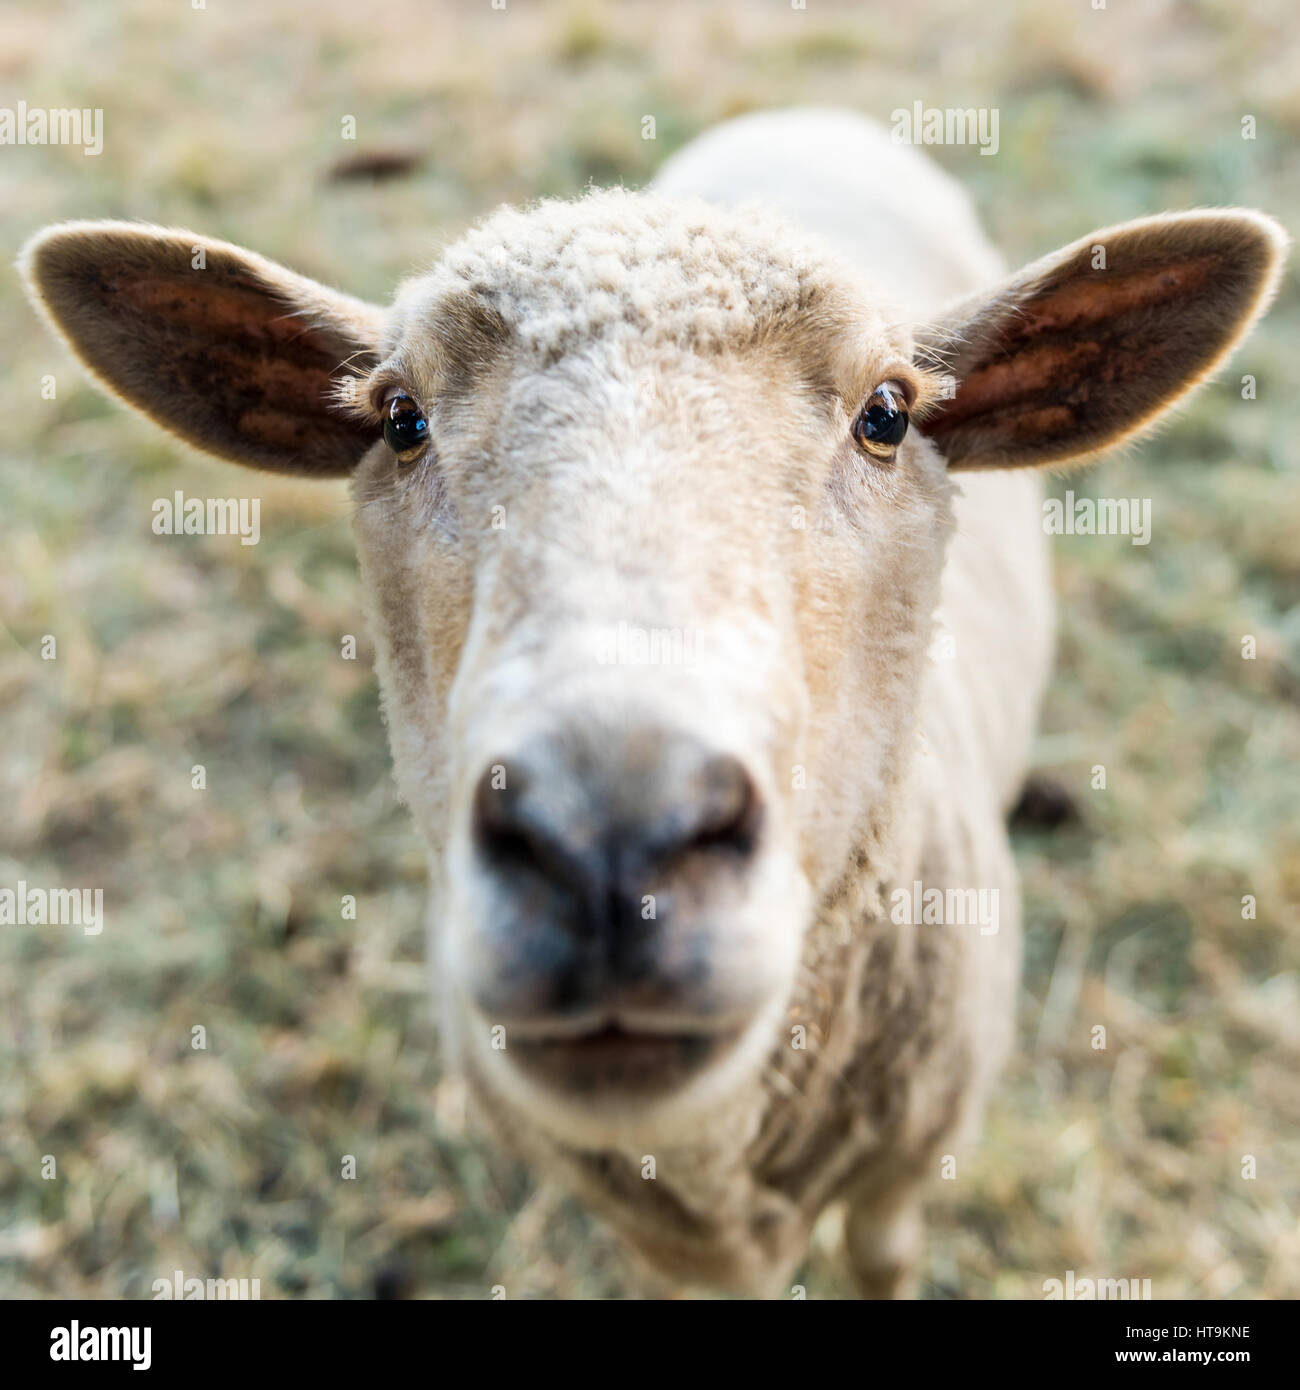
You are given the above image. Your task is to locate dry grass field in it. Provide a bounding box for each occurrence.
[1,0,1297,1299]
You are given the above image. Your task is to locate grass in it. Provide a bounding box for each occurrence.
[1,0,1297,1299]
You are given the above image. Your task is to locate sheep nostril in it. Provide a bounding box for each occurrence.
[681,753,763,860]
[470,744,763,903]
[473,766,558,879]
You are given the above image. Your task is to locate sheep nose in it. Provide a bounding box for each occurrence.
[471,730,761,937]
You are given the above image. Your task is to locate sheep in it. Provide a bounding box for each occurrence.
[19,107,1286,1298]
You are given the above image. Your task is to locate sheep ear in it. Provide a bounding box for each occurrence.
[19,221,385,476]
[913,210,1288,471]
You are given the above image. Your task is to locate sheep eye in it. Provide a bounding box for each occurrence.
[383,393,429,462]
[852,381,909,459]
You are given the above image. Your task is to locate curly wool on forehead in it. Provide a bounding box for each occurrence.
[410,187,858,362]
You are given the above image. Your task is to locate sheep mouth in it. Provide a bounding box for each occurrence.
[507,1022,742,1097]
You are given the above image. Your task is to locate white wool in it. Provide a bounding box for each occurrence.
[420,188,836,358]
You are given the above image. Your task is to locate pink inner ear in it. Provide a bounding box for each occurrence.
[55,252,378,475]
[990,254,1222,348]
[114,268,360,376]
[921,251,1228,464]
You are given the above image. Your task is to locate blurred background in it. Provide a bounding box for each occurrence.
[1,0,1297,1298]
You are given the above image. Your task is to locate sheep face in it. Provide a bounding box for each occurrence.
[349,197,954,1143]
